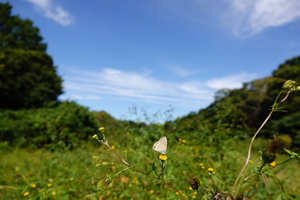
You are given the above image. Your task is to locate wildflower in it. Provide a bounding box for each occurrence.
[92,134,98,140]
[199,163,203,167]
[192,195,196,199]
[176,192,179,195]
[99,127,105,132]
[202,166,205,169]
[149,190,154,194]
[179,138,182,142]
[270,161,276,167]
[47,183,51,187]
[190,176,201,190]
[194,191,197,195]
[159,154,167,161]
[126,132,130,135]
[107,190,111,196]
[97,177,112,190]
[93,156,97,159]
[24,192,29,196]
[32,184,36,188]
[52,191,56,196]
[208,167,214,172]
[189,186,193,190]
[112,145,115,150]
[182,139,186,144]
[70,178,74,181]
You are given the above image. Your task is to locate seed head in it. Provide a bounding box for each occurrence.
[190,176,201,190]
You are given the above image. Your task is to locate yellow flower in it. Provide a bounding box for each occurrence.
[32,184,36,188]
[70,178,74,181]
[111,145,115,150]
[99,127,105,131]
[179,138,182,142]
[24,192,29,196]
[192,195,196,199]
[126,132,130,135]
[201,166,205,169]
[176,192,179,195]
[92,134,98,140]
[159,154,167,161]
[199,163,203,166]
[47,183,52,187]
[208,167,213,172]
[52,191,56,196]
[270,161,276,167]
[194,191,197,195]
[189,186,193,190]
[93,156,97,159]
[182,139,186,143]
[107,190,111,196]
[149,190,154,194]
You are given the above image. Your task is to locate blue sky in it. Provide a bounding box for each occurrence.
[4,0,300,122]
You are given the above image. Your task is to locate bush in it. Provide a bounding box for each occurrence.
[0,101,98,150]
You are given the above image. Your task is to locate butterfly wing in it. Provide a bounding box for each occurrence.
[152,136,167,154]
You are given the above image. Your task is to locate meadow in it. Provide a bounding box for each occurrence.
[1,123,299,200]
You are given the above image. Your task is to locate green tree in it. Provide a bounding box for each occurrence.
[0,49,63,109]
[0,2,46,51]
[0,2,63,109]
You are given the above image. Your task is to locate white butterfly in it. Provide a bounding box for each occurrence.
[152,136,167,154]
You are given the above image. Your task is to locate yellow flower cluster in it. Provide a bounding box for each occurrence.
[159,154,167,161]
[132,177,138,184]
[199,163,205,169]
[178,138,186,143]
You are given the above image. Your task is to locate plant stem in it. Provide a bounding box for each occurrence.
[233,111,272,189]
[233,90,290,193]
[262,173,271,200]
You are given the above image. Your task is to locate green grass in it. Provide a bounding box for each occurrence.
[0,131,299,200]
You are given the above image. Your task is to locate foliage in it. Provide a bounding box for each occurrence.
[0,48,63,109]
[0,2,63,110]
[0,2,47,51]
[0,101,98,150]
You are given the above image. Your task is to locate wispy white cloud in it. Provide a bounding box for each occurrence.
[226,0,300,36]
[24,0,74,26]
[62,68,257,108]
[62,68,214,104]
[206,72,257,89]
[166,65,199,77]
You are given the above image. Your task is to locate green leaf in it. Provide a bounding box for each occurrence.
[275,194,282,200]
[152,163,157,177]
[284,148,292,155]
